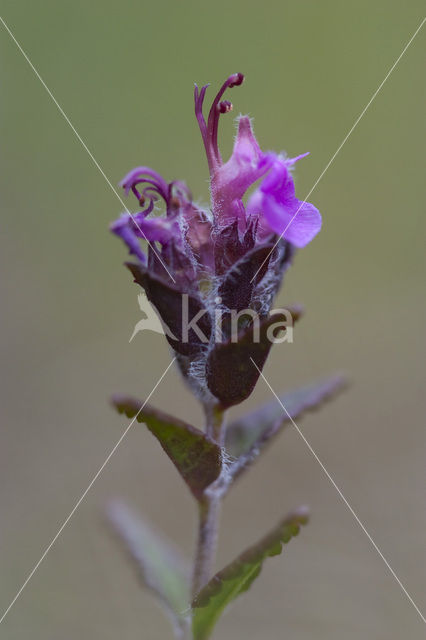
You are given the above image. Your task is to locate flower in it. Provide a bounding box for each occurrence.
[111,74,322,408]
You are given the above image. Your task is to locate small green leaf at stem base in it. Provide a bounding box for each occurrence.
[191,507,309,640]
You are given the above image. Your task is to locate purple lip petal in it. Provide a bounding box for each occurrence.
[262,197,322,247]
[247,155,321,247]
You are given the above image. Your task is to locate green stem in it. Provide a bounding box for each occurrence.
[176,615,193,640]
[205,403,226,446]
[191,493,221,597]
[191,404,226,597]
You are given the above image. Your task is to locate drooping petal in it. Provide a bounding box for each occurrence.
[263,198,322,248]
[110,214,147,263]
[110,211,180,263]
[134,215,179,245]
[248,154,321,248]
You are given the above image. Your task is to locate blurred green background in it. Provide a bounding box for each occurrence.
[0,1,425,638]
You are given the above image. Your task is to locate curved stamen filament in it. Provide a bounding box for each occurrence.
[120,167,169,203]
[207,73,244,166]
[194,74,244,174]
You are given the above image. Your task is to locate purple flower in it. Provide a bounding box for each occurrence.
[112,72,321,269]
[111,74,322,407]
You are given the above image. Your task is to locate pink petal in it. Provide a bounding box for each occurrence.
[263,198,322,248]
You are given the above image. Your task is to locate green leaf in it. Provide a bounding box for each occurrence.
[224,375,346,486]
[111,396,222,499]
[192,507,309,640]
[107,501,191,637]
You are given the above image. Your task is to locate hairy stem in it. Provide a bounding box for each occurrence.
[176,615,193,640]
[192,405,226,597]
[205,403,226,446]
[192,493,221,597]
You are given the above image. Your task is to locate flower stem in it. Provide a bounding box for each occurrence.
[192,404,226,597]
[205,403,226,446]
[192,493,221,597]
[176,615,193,640]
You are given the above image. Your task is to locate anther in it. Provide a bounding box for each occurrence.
[217,100,233,114]
[228,72,244,88]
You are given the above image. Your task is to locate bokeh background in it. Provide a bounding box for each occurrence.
[0,1,425,638]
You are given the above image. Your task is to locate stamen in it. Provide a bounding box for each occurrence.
[171,180,192,202]
[194,74,244,174]
[129,184,158,216]
[207,73,244,168]
[120,167,169,205]
[218,100,233,114]
[170,196,181,209]
[138,195,155,216]
[228,72,244,88]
